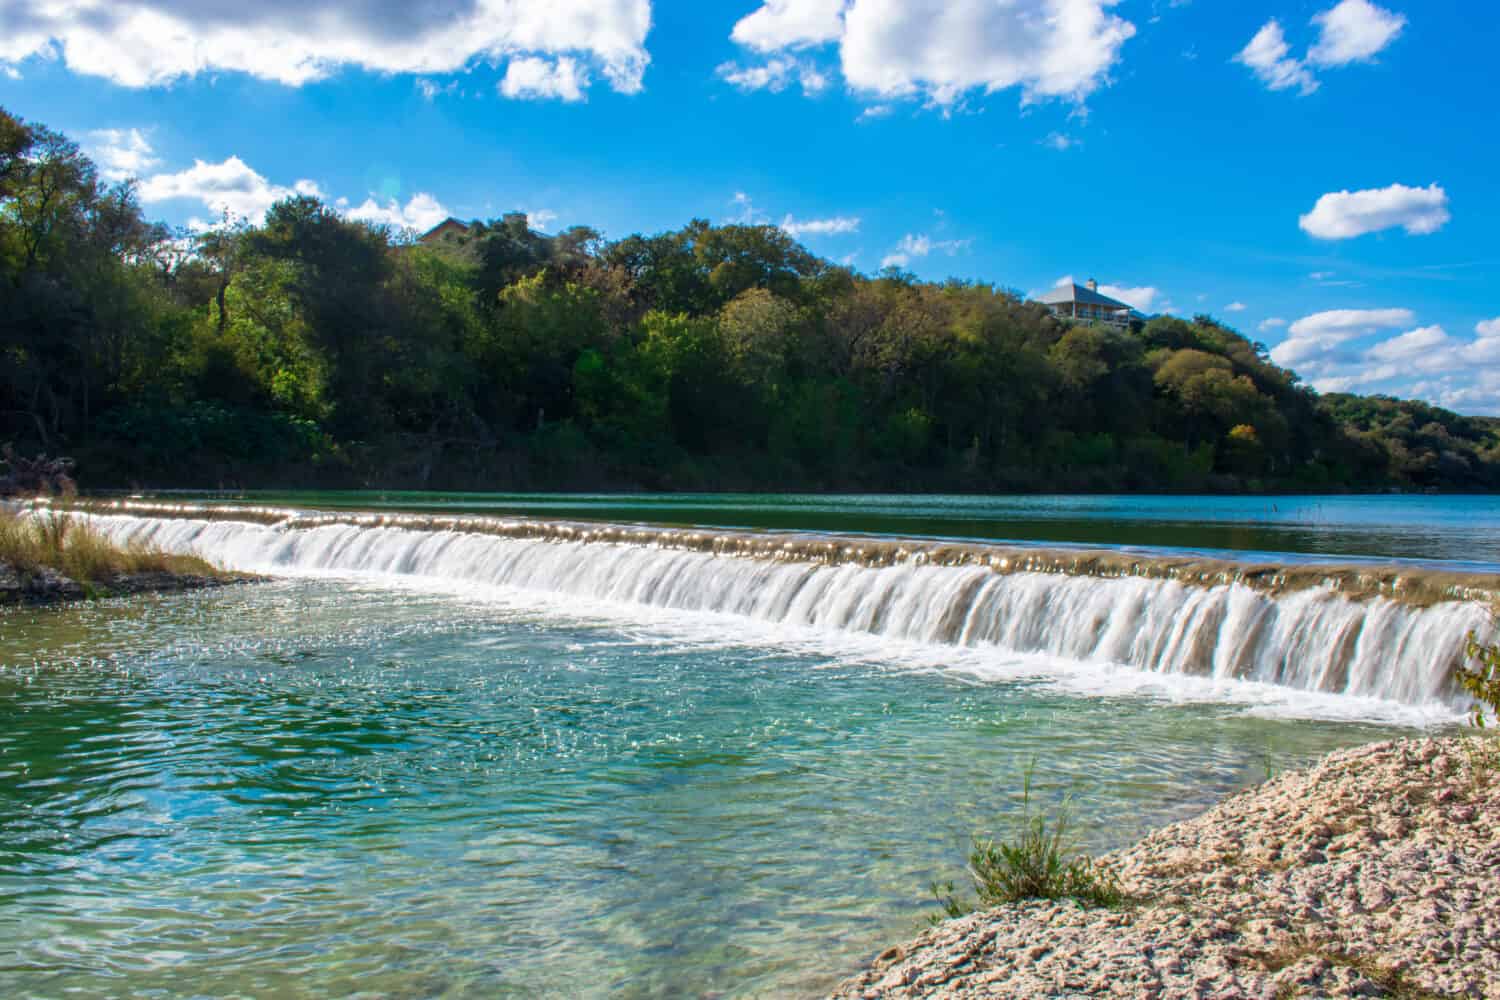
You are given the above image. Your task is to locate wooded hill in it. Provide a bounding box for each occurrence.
[4,106,1498,493]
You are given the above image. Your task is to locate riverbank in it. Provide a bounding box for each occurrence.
[0,508,246,605]
[832,737,1498,999]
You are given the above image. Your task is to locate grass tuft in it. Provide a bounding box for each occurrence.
[0,509,220,584]
[930,766,1126,924]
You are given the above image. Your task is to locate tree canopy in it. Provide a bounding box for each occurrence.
[3,106,1498,492]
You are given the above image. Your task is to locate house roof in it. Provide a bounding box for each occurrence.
[1036,282,1135,311]
[419,217,470,243]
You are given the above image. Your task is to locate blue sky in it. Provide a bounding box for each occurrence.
[3,0,1498,414]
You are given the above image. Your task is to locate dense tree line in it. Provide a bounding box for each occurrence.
[3,107,1498,493]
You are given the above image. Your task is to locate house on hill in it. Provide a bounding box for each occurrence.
[1037,279,1143,328]
[419,217,471,248]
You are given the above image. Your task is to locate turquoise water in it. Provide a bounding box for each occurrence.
[1,574,1421,997]
[5,493,1489,996]
[121,491,1500,569]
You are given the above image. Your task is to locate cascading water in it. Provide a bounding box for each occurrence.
[71,505,1494,711]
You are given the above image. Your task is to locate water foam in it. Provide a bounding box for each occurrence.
[73,509,1493,716]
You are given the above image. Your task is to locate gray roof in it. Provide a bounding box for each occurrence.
[1036,282,1135,311]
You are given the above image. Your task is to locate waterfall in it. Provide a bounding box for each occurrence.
[68,505,1496,711]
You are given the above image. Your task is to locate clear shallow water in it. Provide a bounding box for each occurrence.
[0,579,1422,998]
[121,491,1500,570]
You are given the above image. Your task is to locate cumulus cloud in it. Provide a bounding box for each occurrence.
[500,55,588,101]
[138,156,324,226]
[780,214,860,238]
[1225,301,1247,312]
[86,128,161,182]
[1298,182,1449,240]
[1282,317,1500,414]
[724,0,1136,109]
[1237,0,1404,96]
[341,192,449,232]
[138,154,451,234]
[730,0,846,52]
[717,57,829,95]
[1287,308,1415,342]
[1235,21,1318,95]
[0,0,652,96]
[1098,282,1159,313]
[1042,132,1079,151]
[1259,317,1288,332]
[1308,0,1405,67]
[881,232,970,269]
[1478,317,1500,339]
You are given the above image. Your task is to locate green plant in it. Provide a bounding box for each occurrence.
[929,767,1125,924]
[1459,631,1500,729]
[0,509,222,585]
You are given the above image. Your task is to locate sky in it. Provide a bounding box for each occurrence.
[2,0,1498,415]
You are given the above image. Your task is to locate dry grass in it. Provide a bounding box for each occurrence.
[0,509,221,584]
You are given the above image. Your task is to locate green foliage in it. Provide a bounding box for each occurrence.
[1460,631,1500,729]
[930,769,1125,924]
[4,103,1500,492]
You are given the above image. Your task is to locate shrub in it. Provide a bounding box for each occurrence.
[1461,631,1500,729]
[0,509,220,583]
[930,768,1125,924]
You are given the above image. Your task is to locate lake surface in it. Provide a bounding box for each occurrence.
[1,493,1488,997]
[122,491,1500,569]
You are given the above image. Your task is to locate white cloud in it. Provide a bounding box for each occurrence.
[1289,319,1500,413]
[526,209,559,231]
[0,0,652,96]
[856,104,894,122]
[729,191,767,226]
[342,192,449,233]
[1235,20,1317,95]
[1308,0,1405,67]
[1365,324,1449,363]
[1270,307,1414,371]
[1225,301,1247,312]
[1259,317,1287,332]
[86,127,161,182]
[138,156,323,225]
[1287,308,1414,342]
[1309,271,1335,280]
[1478,317,1500,339]
[1298,182,1449,240]
[139,154,452,233]
[880,232,971,268]
[730,0,846,52]
[717,57,828,95]
[416,78,459,100]
[1237,1,1404,96]
[500,55,588,101]
[780,214,860,238]
[725,0,1135,109]
[1098,282,1158,312]
[1042,132,1079,151]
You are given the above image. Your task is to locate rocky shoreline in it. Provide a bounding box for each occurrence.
[832,738,1498,999]
[0,560,253,605]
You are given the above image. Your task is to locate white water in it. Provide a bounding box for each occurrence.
[79,511,1495,713]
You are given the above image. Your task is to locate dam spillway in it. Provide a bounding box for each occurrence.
[50,500,1497,712]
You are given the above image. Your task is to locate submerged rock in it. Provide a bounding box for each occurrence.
[831,737,1500,999]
